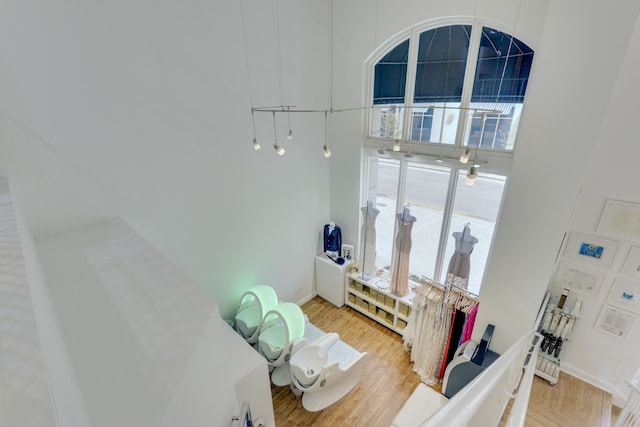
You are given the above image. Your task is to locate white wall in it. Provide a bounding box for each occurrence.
[0,0,331,319]
[557,11,640,406]
[35,217,274,427]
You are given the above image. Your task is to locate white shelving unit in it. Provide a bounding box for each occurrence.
[345,272,414,335]
[534,298,579,386]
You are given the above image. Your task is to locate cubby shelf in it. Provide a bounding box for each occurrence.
[345,273,414,335]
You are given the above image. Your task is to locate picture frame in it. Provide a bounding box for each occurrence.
[551,261,606,298]
[596,200,640,242]
[563,232,620,270]
[606,278,640,314]
[594,304,636,338]
[620,246,640,281]
[341,244,354,261]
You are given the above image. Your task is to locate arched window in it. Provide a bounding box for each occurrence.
[363,22,534,294]
[369,23,533,150]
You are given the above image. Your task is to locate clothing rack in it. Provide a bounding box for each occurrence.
[405,277,480,385]
[415,277,479,313]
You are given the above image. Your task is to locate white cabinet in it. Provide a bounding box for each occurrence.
[345,273,414,334]
[315,254,350,307]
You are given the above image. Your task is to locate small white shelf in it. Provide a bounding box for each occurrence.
[345,272,415,334]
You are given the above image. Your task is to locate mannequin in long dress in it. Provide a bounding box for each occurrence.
[361,200,379,278]
[445,224,478,290]
[391,206,417,297]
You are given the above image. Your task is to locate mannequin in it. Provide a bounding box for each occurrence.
[445,223,478,290]
[391,206,417,297]
[360,200,380,278]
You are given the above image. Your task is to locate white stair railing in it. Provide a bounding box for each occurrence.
[420,330,541,427]
[614,380,640,427]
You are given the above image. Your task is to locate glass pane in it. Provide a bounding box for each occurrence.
[411,25,471,144]
[371,39,409,138]
[466,27,534,151]
[403,163,451,282]
[365,157,400,273]
[371,105,404,139]
[410,102,460,144]
[439,170,507,294]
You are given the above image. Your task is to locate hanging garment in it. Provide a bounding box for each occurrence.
[390,211,417,297]
[403,281,450,385]
[323,222,342,253]
[439,309,467,379]
[460,303,479,345]
[361,204,379,276]
[403,279,480,386]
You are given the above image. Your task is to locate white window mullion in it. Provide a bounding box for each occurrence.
[433,166,459,282]
[401,30,420,143]
[454,21,483,150]
[387,159,409,275]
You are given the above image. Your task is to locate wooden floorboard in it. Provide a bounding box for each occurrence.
[271,296,613,426]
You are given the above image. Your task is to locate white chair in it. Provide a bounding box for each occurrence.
[290,332,368,412]
[257,302,306,386]
[234,285,278,344]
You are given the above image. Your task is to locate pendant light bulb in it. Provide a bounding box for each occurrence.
[287,129,293,140]
[322,111,331,158]
[253,138,261,151]
[393,139,401,152]
[460,147,471,164]
[271,111,284,155]
[466,166,478,185]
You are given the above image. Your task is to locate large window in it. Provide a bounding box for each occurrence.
[364,21,533,294]
[365,156,505,295]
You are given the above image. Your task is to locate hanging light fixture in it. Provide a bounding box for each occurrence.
[393,139,401,152]
[251,110,261,150]
[465,112,487,185]
[459,147,471,163]
[287,106,293,140]
[466,166,478,185]
[272,111,285,155]
[323,111,332,158]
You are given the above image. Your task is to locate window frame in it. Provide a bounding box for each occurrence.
[361,146,507,291]
[361,18,532,292]
[363,18,534,177]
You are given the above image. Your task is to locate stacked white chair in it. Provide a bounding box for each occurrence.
[234,285,278,344]
[257,302,306,386]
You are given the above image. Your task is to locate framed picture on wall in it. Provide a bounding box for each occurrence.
[551,262,606,298]
[596,200,640,242]
[563,232,620,270]
[606,278,640,314]
[594,304,636,338]
[620,246,640,281]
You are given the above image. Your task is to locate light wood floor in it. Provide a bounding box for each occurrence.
[272,296,616,426]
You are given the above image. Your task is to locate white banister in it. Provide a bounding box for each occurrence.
[421,331,537,427]
[504,334,542,427]
[614,380,640,427]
